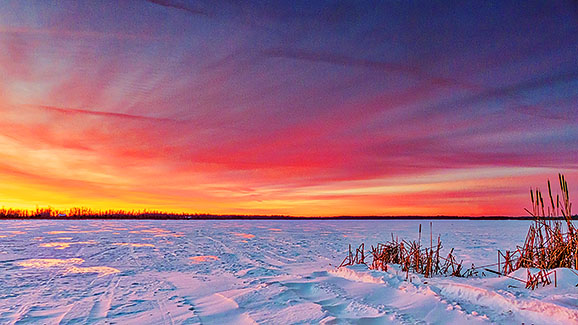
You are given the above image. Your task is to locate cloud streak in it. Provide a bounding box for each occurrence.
[146,0,210,16]
[37,105,179,122]
[262,48,480,90]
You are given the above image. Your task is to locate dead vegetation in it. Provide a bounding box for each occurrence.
[492,173,577,288]
[506,174,576,271]
[340,174,577,289]
[340,223,476,279]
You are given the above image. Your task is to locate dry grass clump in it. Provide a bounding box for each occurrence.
[511,174,575,270]
[494,173,576,288]
[340,223,474,278]
[341,243,366,266]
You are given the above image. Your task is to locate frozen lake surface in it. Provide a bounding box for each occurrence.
[0,219,577,324]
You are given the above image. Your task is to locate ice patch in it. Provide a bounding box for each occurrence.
[45,230,108,234]
[112,243,155,247]
[18,258,85,268]
[190,256,219,263]
[39,241,96,249]
[66,266,120,277]
[17,258,119,277]
[233,233,255,239]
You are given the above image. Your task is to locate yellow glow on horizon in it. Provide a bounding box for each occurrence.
[0,160,573,217]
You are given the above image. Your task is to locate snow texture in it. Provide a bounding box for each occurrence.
[0,219,577,324]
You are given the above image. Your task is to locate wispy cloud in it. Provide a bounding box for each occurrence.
[0,26,164,41]
[262,48,479,90]
[146,0,210,16]
[37,105,179,122]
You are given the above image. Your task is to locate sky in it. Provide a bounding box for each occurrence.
[0,0,577,216]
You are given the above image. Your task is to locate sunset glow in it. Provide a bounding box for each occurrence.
[0,1,576,216]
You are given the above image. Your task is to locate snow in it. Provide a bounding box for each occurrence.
[0,219,576,324]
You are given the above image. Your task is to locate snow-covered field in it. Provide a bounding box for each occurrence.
[0,219,576,324]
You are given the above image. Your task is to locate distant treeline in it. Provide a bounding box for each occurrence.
[0,207,281,220]
[0,207,576,220]
[0,207,294,220]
